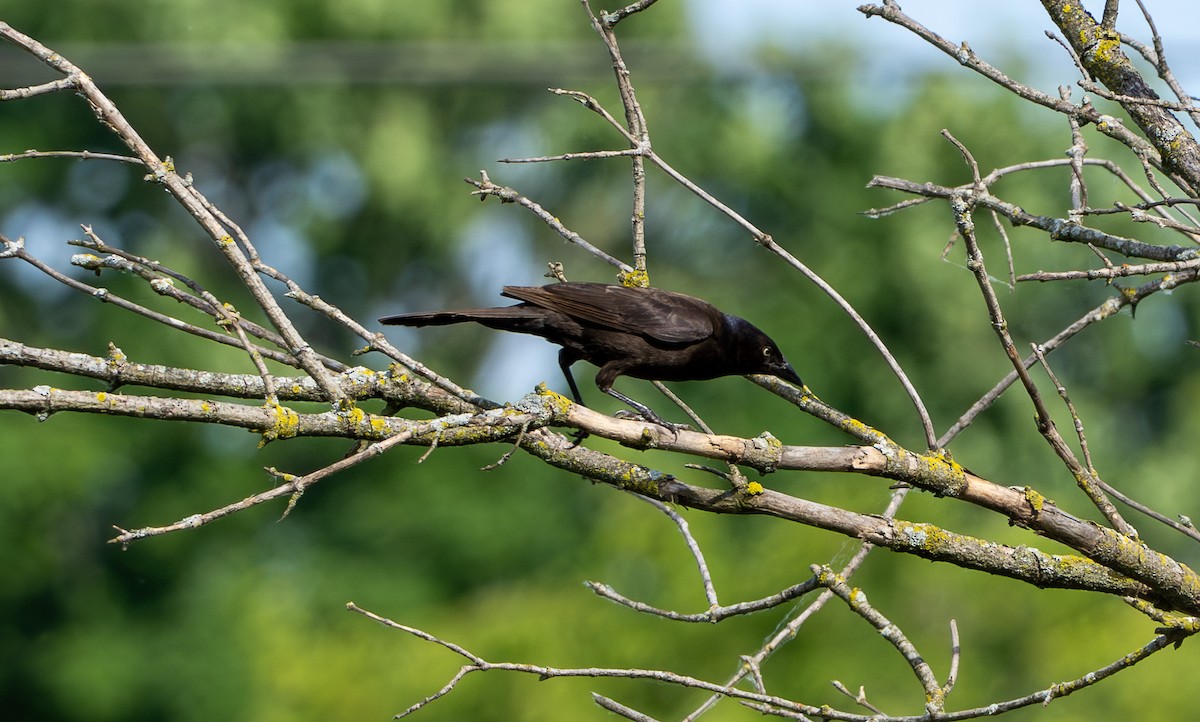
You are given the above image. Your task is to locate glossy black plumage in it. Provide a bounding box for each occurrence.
[380,282,802,420]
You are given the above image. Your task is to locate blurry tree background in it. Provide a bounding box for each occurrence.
[3,1,1200,720]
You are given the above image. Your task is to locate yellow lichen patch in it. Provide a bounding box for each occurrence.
[342,405,366,428]
[535,383,574,416]
[813,566,833,585]
[1023,487,1046,517]
[894,521,953,551]
[1090,36,1122,64]
[1162,615,1200,636]
[635,427,660,448]
[95,392,107,403]
[386,363,410,382]
[617,269,650,288]
[841,416,883,442]
[260,402,300,446]
[745,481,764,496]
[931,447,959,469]
[616,466,657,495]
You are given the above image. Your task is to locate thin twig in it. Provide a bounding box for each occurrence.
[868,174,1197,261]
[0,148,141,164]
[1018,256,1200,281]
[111,430,411,547]
[0,76,77,99]
[1031,344,1095,471]
[813,565,944,713]
[581,0,650,275]
[591,694,660,722]
[599,0,660,27]
[1036,346,1200,544]
[640,493,717,608]
[587,574,821,623]
[1131,0,1200,127]
[830,681,886,716]
[480,420,529,470]
[945,619,961,696]
[500,148,641,163]
[466,171,632,272]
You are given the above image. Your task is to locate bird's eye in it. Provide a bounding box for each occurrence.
[762,346,772,358]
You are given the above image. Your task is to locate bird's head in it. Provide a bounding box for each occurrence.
[726,316,803,387]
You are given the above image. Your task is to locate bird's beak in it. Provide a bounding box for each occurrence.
[775,362,803,387]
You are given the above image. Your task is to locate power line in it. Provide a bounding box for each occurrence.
[0,40,706,87]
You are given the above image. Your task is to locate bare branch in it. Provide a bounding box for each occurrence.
[945,619,961,696]
[1129,0,1200,127]
[592,694,660,722]
[465,171,632,272]
[0,148,141,164]
[0,76,76,99]
[867,175,1199,261]
[815,564,945,714]
[581,0,650,274]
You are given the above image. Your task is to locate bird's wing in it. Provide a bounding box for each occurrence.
[501,283,715,343]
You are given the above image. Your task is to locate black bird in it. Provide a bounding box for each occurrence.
[380,282,802,424]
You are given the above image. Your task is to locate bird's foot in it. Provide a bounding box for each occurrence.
[613,408,691,434]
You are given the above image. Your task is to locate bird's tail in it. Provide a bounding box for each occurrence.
[380,306,551,333]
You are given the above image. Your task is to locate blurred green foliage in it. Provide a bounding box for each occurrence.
[2,1,1200,720]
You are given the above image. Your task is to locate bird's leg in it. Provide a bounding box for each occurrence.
[594,363,687,433]
[557,349,590,446]
[602,386,690,435]
[557,349,586,406]
[603,386,667,425]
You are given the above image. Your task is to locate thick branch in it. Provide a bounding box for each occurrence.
[1041,0,1200,194]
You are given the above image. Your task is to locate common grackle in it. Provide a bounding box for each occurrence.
[380,282,802,424]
